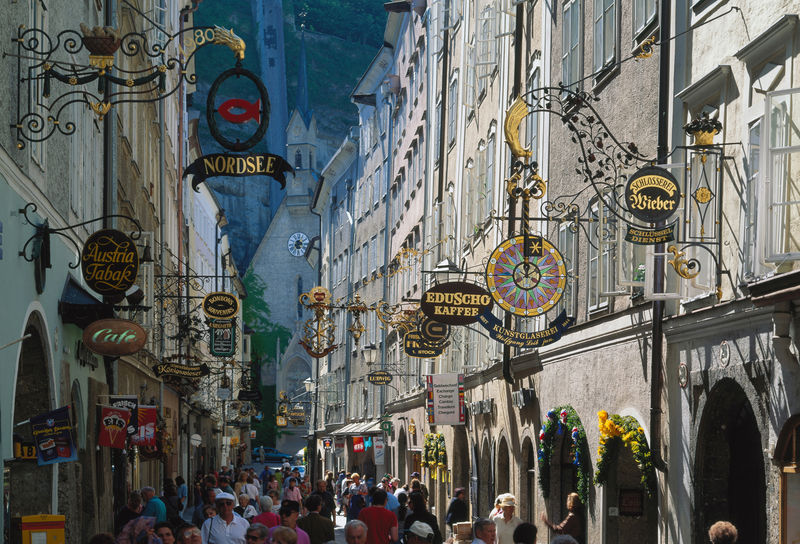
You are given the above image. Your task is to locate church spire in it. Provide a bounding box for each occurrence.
[296,27,311,126]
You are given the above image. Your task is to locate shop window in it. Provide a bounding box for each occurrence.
[587,199,615,312]
[593,0,616,74]
[632,0,657,41]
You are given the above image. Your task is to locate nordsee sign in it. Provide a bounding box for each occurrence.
[420,282,494,325]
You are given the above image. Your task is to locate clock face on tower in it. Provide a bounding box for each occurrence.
[288,232,310,257]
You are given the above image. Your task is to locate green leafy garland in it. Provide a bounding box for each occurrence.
[422,433,447,474]
[537,406,591,506]
[594,411,656,497]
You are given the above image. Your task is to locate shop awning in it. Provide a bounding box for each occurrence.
[58,276,113,328]
[331,420,383,436]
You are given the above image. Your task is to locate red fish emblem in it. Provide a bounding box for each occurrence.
[217,98,261,124]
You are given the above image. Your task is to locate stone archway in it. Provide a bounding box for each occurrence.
[694,378,766,544]
[520,436,536,523]
[496,435,510,495]
[9,312,53,519]
[397,426,408,480]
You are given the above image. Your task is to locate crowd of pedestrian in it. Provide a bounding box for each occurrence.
[90,465,741,544]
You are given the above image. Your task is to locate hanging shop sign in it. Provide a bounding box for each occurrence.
[81,229,139,295]
[485,235,567,317]
[237,389,263,401]
[426,373,465,425]
[287,408,306,424]
[109,395,138,436]
[276,415,288,427]
[404,330,446,358]
[624,222,677,245]
[186,152,294,192]
[82,318,147,357]
[202,292,239,319]
[420,282,494,325]
[367,370,393,385]
[210,321,236,357]
[207,65,270,151]
[130,406,157,448]
[380,420,393,433]
[374,436,385,464]
[419,317,451,345]
[353,436,365,452]
[13,438,37,460]
[322,437,333,450]
[152,362,211,378]
[477,309,574,349]
[30,406,78,465]
[624,166,681,223]
[98,405,131,449]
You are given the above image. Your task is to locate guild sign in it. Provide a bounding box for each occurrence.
[83,319,147,357]
[202,292,239,319]
[420,282,494,325]
[210,323,236,357]
[152,362,211,378]
[367,370,393,385]
[322,437,333,450]
[207,65,271,151]
[419,317,450,345]
[81,229,139,295]
[485,235,567,317]
[404,330,446,358]
[624,166,681,223]
[186,152,294,192]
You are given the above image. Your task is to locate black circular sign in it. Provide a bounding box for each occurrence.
[624,166,681,223]
[207,66,271,152]
[419,317,450,346]
[81,229,140,295]
[202,291,239,319]
[420,281,494,326]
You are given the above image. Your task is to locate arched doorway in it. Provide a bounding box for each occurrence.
[9,313,53,519]
[520,437,536,523]
[695,379,766,544]
[496,436,510,495]
[397,426,408,480]
[551,428,577,521]
[479,438,492,517]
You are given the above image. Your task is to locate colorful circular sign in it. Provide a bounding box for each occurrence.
[624,166,681,223]
[486,235,567,316]
[420,281,494,325]
[82,318,147,357]
[81,229,139,295]
[207,66,271,151]
[202,292,239,319]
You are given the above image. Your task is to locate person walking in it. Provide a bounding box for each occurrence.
[311,479,336,522]
[141,486,168,523]
[252,496,280,528]
[511,523,537,544]
[708,521,738,544]
[297,495,336,544]
[245,524,270,544]
[406,522,436,544]
[114,492,143,536]
[201,492,249,544]
[283,478,303,502]
[268,500,311,544]
[177,525,202,544]
[193,488,219,527]
[445,488,469,529]
[345,520,368,544]
[540,493,582,542]
[357,489,398,544]
[404,492,442,544]
[176,476,189,512]
[491,495,522,544]
[234,493,257,520]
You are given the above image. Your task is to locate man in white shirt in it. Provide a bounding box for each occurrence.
[471,518,496,544]
[491,495,522,544]
[201,492,250,544]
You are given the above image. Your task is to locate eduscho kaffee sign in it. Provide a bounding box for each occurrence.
[420,282,494,325]
[624,166,681,223]
[83,319,147,356]
[81,229,139,295]
[202,292,239,319]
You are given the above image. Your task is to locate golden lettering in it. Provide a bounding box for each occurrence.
[246,156,256,173]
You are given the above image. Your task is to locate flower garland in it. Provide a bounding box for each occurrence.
[422,433,447,480]
[537,406,591,506]
[594,411,656,497]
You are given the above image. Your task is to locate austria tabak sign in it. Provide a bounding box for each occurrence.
[83,319,147,356]
[81,229,139,295]
[421,282,494,325]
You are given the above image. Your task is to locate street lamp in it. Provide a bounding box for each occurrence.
[432,258,462,284]
[303,377,314,394]
[362,343,379,368]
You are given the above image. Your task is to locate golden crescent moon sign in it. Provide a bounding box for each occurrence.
[504,96,533,160]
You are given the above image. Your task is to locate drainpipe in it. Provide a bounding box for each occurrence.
[650,0,670,475]
[380,85,394,435]
[309,192,324,484]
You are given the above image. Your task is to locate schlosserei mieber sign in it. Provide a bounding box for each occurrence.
[420,281,495,325]
[624,166,681,224]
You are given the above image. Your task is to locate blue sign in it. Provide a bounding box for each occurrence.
[30,406,78,465]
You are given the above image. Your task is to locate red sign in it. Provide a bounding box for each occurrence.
[98,406,131,449]
[353,436,365,452]
[218,98,261,124]
[130,406,157,447]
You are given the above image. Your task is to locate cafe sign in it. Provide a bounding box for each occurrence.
[625,166,681,223]
[420,282,494,325]
[81,229,139,295]
[367,370,393,385]
[83,318,147,356]
[202,292,239,319]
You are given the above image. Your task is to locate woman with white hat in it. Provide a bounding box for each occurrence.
[492,495,522,544]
